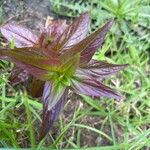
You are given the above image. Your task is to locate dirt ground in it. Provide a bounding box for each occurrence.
[1,0,58,29]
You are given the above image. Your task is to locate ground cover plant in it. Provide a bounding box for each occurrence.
[0,12,127,142]
[0,0,150,149]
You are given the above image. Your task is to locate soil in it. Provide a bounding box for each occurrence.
[1,0,58,29]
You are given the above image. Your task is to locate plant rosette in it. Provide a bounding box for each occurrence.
[0,13,128,139]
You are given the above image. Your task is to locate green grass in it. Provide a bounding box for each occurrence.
[0,0,150,149]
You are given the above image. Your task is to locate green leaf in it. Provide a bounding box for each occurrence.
[60,53,80,77]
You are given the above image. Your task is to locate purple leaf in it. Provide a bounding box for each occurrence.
[46,19,68,40]
[80,20,113,65]
[0,23,38,47]
[39,81,68,139]
[7,59,49,81]
[47,82,67,111]
[60,20,112,63]
[52,12,90,53]
[0,47,60,72]
[0,50,50,80]
[9,66,30,86]
[9,67,45,98]
[71,73,124,101]
[79,60,128,78]
[39,19,68,49]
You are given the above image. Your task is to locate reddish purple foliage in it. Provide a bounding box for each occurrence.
[0,13,128,139]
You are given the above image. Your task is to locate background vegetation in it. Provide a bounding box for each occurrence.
[0,0,150,149]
